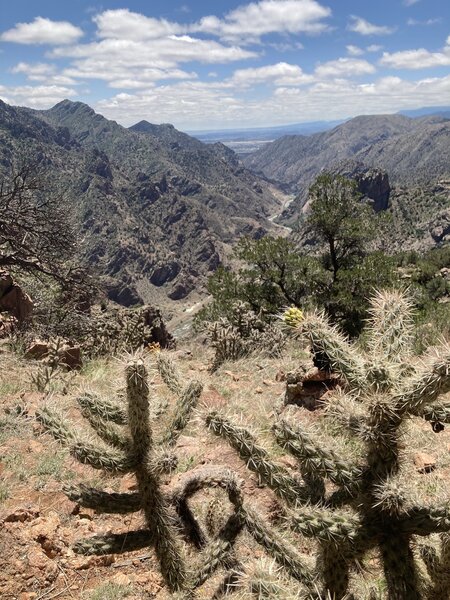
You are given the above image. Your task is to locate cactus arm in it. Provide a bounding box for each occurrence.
[273,420,362,491]
[288,507,361,546]
[394,347,450,415]
[190,513,244,590]
[297,311,367,389]
[170,467,243,549]
[161,380,203,446]
[366,290,414,364]
[73,530,153,555]
[36,406,134,473]
[205,411,308,505]
[241,504,315,588]
[401,505,450,535]
[36,406,76,443]
[63,484,141,513]
[81,411,132,451]
[156,353,183,396]
[70,441,135,473]
[77,392,128,424]
[418,403,450,424]
[127,360,187,592]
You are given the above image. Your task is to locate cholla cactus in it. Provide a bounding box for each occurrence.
[208,302,286,372]
[208,290,450,599]
[36,354,204,592]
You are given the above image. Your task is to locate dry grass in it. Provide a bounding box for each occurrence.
[0,338,449,599]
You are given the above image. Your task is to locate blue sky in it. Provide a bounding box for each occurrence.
[0,0,449,130]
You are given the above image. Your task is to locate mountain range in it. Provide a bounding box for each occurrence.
[0,99,282,305]
[0,99,449,307]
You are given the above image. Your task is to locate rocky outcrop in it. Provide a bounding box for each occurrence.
[0,271,33,322]
[331,160,390,212]
[284,365,340,409]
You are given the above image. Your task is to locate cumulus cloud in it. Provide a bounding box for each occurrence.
[367,44,383,52]
[94,73,450,129]
[380,39,450,69]
[0,17,83,45]
[315,57,376,78]
[93,9,184,40]
[346,45,364,56]
[11,62,77,86]
[0,84,77,108]
[348,16,396,36]
[195,0,332,42]
[230,62,313,87]
[51,36,257,65]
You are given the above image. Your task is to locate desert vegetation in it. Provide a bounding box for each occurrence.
[0,150,449,600]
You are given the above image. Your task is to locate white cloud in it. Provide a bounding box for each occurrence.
[195,0,332,42]
[367,44,382,52]
[0,85,77,108]
[11,62,77,86]
[380,42,450,69]
[403,0,420,6]
[93,9,184,40]
[0,17,83,45]
[407,18,441,26]
[230,62,313,87]
[315,57,376,78]
[94,73,450,129]
[348,16,396,36]
[51,36,257,68]
[346,45,364,56]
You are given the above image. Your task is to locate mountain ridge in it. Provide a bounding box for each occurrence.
[0,99,283,305]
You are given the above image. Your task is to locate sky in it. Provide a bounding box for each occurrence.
[0,0,449,131]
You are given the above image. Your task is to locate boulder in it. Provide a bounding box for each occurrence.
[24,339,83,370]
[0,270,33,322]
[285,366,340,409]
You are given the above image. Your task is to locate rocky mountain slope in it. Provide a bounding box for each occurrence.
[243,113,450,193]
[0,100,282,305]
[243,114,450,248]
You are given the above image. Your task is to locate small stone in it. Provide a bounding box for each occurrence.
[275,369,286,382]
[27,440,44,453]
[27,548,51,570]
[255,388,263,394]
[111,573,133,586]
[262,379,273,386]
[414,452,437,473]
[19,593,37,600]
[3,506,40,523]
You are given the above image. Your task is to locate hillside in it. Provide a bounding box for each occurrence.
[243,114,450,242]
[243,113,450,192]
[0,100,282,306]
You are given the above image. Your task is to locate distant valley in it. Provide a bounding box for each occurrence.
[0,99,449,308]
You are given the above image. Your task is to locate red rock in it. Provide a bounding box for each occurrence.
[3,506,40,523]
[24,341,49,360]
[27,548,51,570]
[414,452,437,473]
[275,369,286,382]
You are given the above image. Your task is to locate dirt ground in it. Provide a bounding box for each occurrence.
[1,343,449,600]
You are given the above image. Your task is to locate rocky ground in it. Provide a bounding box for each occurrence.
[0,341,449,600]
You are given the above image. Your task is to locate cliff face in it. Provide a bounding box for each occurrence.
[0,100,282,305]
